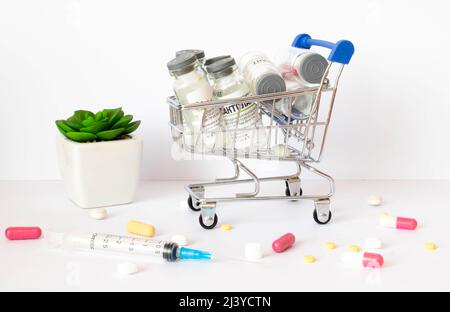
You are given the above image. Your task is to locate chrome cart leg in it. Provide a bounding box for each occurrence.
[313,198,332,225]
[187,185,205,212]
[199,202,218,230]
[285,177,303,197]
[235,160,260,198]
[215,159,240,182]
[285,162,302,197]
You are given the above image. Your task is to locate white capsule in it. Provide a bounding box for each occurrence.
[368,195,383,206]
[365,238,382,250]
[245,243,263,261]
[171,235,188,246]
[117,262,139,275]
[341,251,384,268]
[89,208,108,220]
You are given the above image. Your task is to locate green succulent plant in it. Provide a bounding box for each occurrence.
[56,108,141,142]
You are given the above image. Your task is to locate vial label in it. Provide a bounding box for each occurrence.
[219,89,263,150]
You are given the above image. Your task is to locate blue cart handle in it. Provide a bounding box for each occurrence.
[292,34,354,65]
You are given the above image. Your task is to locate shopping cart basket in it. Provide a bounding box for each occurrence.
[168,34,354,229]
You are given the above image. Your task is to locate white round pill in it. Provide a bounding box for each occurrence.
[89,208,108,220]
[171,235,188,246]
[365,238,382,250]
[368,195,383,206]
[245,243,263,261]
[272,144,291,157]
[117,262,139,275]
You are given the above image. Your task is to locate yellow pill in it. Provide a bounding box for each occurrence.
[348,245,361,252]
[325,242,337,250]
[425,242,438,251]
[303,255,316,263]
[126,220,155,237]
[221,224,233,231]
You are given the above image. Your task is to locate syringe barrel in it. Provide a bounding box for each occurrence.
[67,233,179,262]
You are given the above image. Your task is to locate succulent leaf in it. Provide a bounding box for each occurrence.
[112,115,133,130]
[96,128,125,140]
[55,120,75,133]
[80,121,109,134]
[65,119,83,130]
[74,110,94,121]
[123,120,141,135]
[65,132,97,142]
[109,108,124,125]
[95,111,104,121]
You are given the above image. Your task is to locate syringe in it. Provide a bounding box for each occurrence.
[48,232,212,262]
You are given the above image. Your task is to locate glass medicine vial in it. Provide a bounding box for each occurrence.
[206,57,265,150]
[239,52,286,101]
[167,53,219,152]
[276,47,328,85]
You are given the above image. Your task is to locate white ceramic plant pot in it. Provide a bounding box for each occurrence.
[56,135,143,209]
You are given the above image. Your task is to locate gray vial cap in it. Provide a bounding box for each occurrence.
[167,53,197,71]
[176,49,205,60]
[299,53,328,84]
[206,57,236,74]
[256,73,286,95]
[204,55,231,67]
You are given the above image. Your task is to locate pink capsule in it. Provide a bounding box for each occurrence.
[341,252,384,268]
[5,227,42,240]
[379,214,417,230]
[272,233,295,253]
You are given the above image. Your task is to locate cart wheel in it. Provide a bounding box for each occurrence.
[199,214,218,230]
[313,209,332,225]
[284,181,303,197]
[187,196,201,212]
[285,186,303,197]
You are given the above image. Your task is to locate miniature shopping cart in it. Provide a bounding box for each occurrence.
[168,34,354,229]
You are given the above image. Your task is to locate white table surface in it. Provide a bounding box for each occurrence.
[0,180,449,292]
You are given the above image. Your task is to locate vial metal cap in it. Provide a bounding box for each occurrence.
[204,55,231,67]
[167,53,197,71]
[176,49,205,60]
[206,57,236,74]
[296,53,328,84]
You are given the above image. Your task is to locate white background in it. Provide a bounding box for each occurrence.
[1,0,450,181]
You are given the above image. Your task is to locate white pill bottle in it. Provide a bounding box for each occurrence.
[167,53,219,152]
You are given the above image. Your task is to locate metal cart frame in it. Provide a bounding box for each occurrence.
[168,34,354,229]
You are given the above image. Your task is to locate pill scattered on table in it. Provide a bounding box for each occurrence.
[89,208,108,220]
[368,195,383,206]
[245,243,263,261]
[348,245,361,253]
[365,238,382,250]
[324,242,337,250]
[221,224,233,231]
[127,220,155,237]
[117,262,139,275]
[380,213,417,230]
[424,242,437,251]
[272,233,295,253]
[341,252,384,268]
[171,235,188,246]
[5,227,42,240]
[303,255,316,264]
